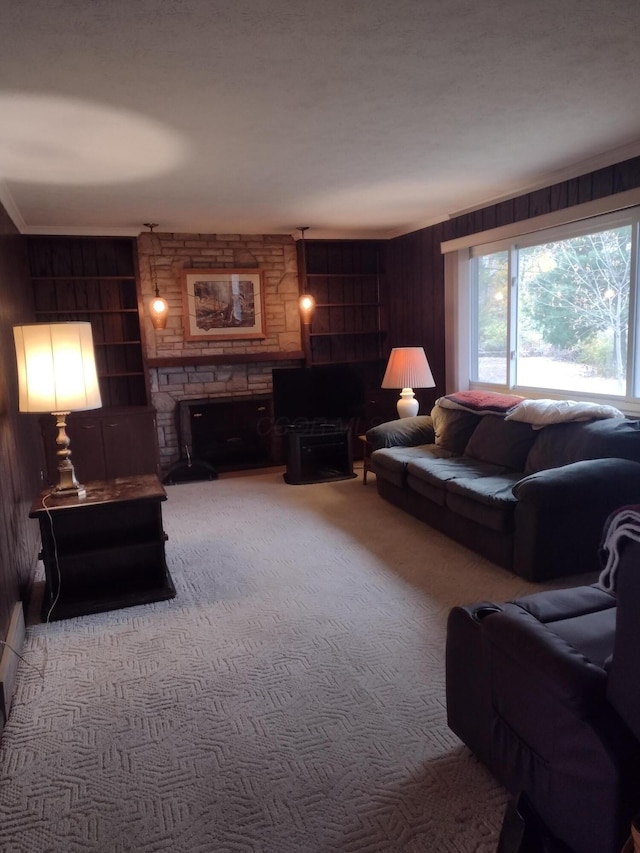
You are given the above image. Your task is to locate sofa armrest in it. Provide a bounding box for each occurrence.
[483,604,608,715]
[365,415,435,450]
[513,458,640,508]
[512,459,640,580]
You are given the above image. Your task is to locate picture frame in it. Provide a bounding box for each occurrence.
[181,268,266,341]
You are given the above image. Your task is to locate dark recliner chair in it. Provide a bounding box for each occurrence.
[446,530,640,853]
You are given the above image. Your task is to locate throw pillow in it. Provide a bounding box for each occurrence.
[431,404,481,453]
[464,415,537,471]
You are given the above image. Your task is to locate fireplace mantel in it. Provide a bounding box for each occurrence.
[147,351,304,368]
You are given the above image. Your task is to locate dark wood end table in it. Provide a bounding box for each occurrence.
[30,474,176,622]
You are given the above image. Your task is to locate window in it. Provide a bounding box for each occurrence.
[468,210,639,406]
[471,250,509,385]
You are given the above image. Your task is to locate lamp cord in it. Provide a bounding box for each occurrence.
[0,639,44,680]
[42,492,62,625]
[2,490,62,685]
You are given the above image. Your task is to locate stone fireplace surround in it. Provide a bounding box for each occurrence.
[137,231,304,474]
[151,360,299,472]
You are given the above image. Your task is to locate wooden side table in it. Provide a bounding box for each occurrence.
[358,434,372,485]
[30,474,175,621]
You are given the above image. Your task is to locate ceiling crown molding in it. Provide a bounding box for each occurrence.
[0,182,27,233]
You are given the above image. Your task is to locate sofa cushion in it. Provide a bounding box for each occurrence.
[445,474,521,531]
[511,585,616,668]
[370,444,449,488]
[407,454,507,487]
[404,454,504,507]
[464,415,537,471]
[406,473,448,505]
[366,415,434,451]
[431,404,481,453]
[524,417,640,474]
[446,472,522,507]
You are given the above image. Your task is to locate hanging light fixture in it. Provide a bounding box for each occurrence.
[296,226,315,363]
[297,227,316,323]
[144,222,169,330]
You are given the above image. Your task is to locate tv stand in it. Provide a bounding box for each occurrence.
[284,423,356,485]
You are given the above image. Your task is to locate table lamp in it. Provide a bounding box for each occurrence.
[13,322,102,497]
[382,346,435,418]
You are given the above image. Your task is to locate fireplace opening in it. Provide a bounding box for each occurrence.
[175,396,275,474]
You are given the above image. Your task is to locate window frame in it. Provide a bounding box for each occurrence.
[444,203,640,417]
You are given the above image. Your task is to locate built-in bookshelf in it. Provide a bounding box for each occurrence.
[297,239,385,367]
[27,236,147,408]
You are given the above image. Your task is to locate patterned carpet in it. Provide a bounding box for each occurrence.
[0,469,570,852]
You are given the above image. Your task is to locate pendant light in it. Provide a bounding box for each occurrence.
[297,226,315,322]
[297,226,316,369]
[145,222,169,330]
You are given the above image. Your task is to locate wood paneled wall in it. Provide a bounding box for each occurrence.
[383,155,640,405]
[384,223,447,413]
[0,206,43,649]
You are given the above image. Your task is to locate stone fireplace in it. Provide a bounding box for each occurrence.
[137,231,304,474]
[175,395,275,471]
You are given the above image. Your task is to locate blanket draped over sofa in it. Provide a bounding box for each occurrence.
[367,392,640,580]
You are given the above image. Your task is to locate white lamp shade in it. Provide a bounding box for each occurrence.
[13,322,102,413]
[381,347,435,390]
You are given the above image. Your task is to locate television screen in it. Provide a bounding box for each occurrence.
[272,364,366,425]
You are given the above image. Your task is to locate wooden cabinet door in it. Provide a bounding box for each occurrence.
[41,408,159,485]
[40,414,107,485]
[101,410,159,479]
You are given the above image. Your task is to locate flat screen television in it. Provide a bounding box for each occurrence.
[272,364,366,425]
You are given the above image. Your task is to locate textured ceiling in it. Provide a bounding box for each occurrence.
[1,0,640,238]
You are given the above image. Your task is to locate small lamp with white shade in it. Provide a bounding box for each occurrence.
[381,346,435,418]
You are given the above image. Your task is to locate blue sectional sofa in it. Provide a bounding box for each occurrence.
[367,393,640,580]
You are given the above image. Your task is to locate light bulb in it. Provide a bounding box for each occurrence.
[150,295,169,330]
[299,294,316,324]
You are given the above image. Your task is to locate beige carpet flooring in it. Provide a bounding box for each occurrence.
[0,468,587,852]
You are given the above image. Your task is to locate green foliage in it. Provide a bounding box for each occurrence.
[575,331,621,380]
[518,227,631,380]
[476,251,508,354]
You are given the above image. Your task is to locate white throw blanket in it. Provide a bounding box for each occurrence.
[598,506,640,593]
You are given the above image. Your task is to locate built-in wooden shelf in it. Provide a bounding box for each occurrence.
[306,273,379,278]
[34,308,140,315]
[314,302,381,308]
[297,239,384,369]
[31,276,136,283]
[27,236,146,409]
[309,330,382,337]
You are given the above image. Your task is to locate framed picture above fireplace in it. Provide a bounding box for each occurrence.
[182,268,266,341]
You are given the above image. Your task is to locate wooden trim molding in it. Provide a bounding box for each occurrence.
[147,350,304,368]
[0,602,26,730]
[440,187,640,254]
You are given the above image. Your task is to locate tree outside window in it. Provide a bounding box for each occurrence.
[472,223,632,396]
